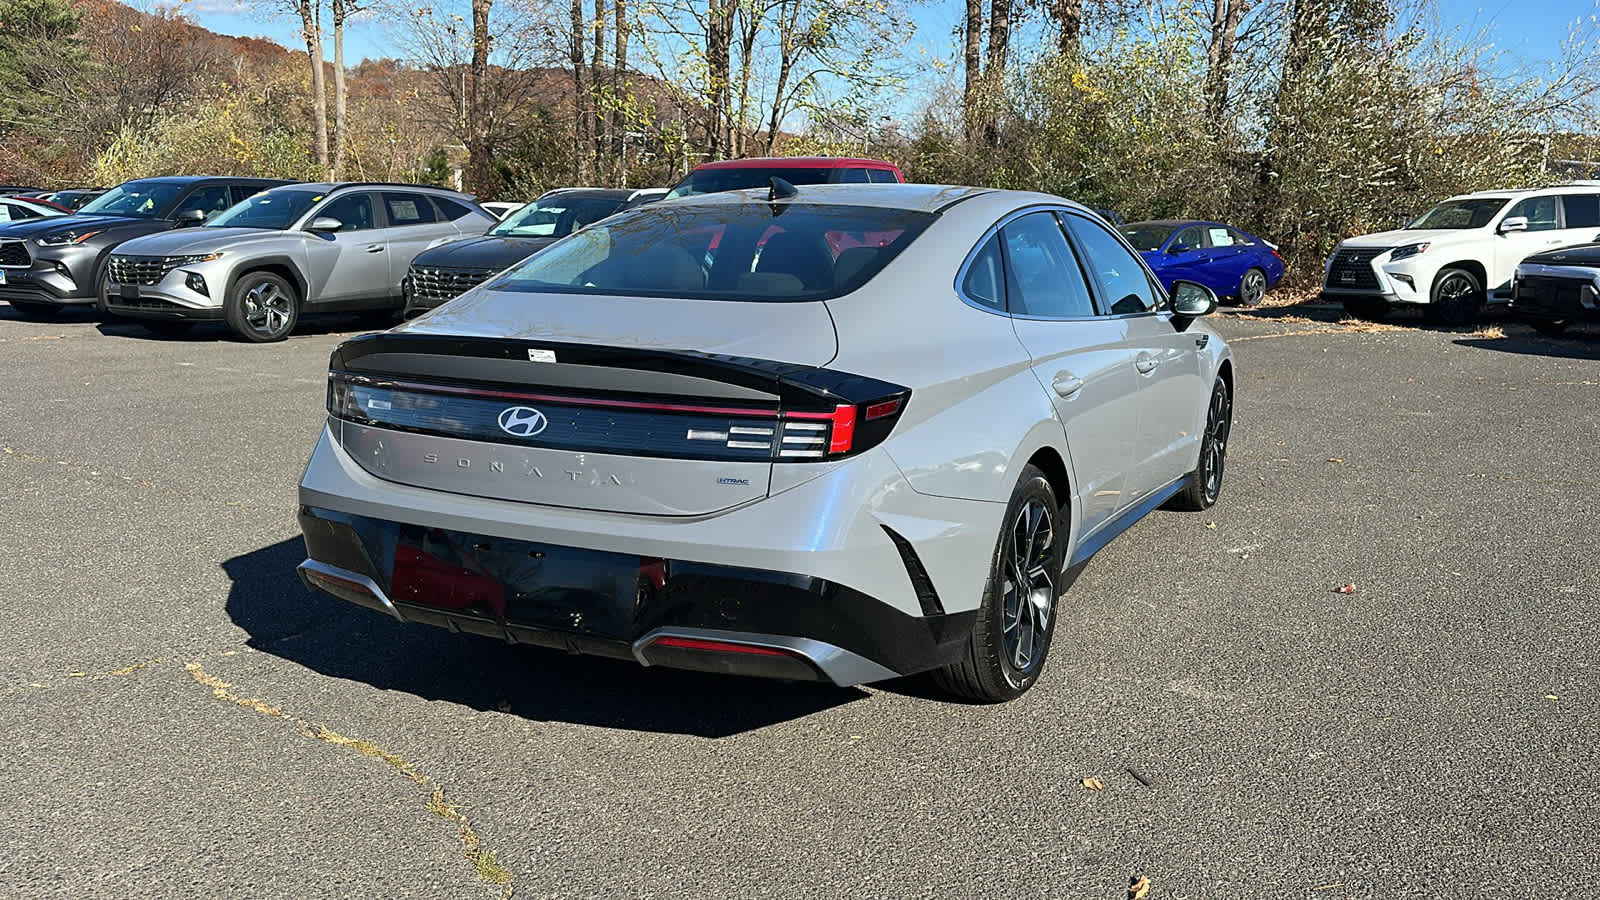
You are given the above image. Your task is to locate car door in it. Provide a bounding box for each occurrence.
[302,191,387,305]
[1062,211,1205,499]
[1491,195,1565,294]
[1158,225,1208,287]
[380,191,458,299]
[990,210,1140,537]
[1201,223,1248,294]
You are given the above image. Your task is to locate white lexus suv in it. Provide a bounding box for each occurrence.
[1323,183,1600,324]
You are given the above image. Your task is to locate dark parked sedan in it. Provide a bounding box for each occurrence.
[402,187,658,317]
[1122,220,1286,306]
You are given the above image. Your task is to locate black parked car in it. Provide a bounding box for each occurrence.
[1511,243,1600,335]
[401,187,659,317]
[0,175,290,318]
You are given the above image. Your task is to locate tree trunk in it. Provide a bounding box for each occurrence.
[963,0,982,142]
[983,0,1009,145]
[466,0,495,194]
[570,0,590,180]
[705,0,732,157]
[592,0,606,178]
[1204,0,1246,128]
[611,0,627,160]
[765,0,801,155]
[296,0,329,173]
[735,7,759,157]
[330,0,349,178]
[1054,0,1081,55]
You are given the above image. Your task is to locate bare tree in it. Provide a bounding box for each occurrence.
[330,0,358,177]
[570,0,591,178]
[1203,0,1248,128]
[289,0,329,173]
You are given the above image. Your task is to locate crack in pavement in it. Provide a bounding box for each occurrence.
[184,661,515,898]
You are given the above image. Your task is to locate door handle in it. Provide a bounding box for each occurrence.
[1135,355,1159,374]
[365,245,385,253]
[1052,372,1084,398]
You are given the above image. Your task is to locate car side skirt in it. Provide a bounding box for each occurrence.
[1068,475,1185,568]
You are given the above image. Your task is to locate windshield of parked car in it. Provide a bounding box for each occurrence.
[666,168,841,200]
[1120,223,1180,251]
[207,189,325,230]
[1407,198,1508,229]
[77,181,185,218]
[490,195,626,238]
[493,202,935,302]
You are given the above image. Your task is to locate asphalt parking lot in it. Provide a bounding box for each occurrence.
[1,305,1596,898]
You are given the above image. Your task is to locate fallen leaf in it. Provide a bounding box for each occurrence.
[1544,694,1558,701]
[1334,583,1357,594]
[1328,457,1344,463]
[68,672,86,678]
[496,699,512,713]
[1129,875,1151,900]
[1204,521,1216,530]
[1081,777,1105,791]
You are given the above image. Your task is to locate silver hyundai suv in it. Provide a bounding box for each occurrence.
[103,183,494,341]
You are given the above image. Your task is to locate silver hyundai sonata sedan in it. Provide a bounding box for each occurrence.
[296,184,1234,701]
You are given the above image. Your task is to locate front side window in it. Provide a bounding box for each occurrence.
[173,185,234,221]
[317,193,377,232]
[1000,212,1096,318]
[1172,226,1206,251]
[210,189,325,230]
[494,203,934,301]
[1506,196,1559,232]
[1062,213,1159,315]
[77,181,185,218]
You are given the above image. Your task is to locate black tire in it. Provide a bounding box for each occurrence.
[933,465,1064,703]
[93,259,121,320]
[225,271,299,343]
[1529,318,1570,336]
[1427,267,1484,325]
[1236,267,1267,307]
[1169,375,1232,512]
[138,320,194,337]
[1342,295,1389,321]
[7,299,60,319]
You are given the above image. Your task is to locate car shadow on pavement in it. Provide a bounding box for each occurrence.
[222,538,869,738]
[96,315,386,341]
[1454,329,1600,360]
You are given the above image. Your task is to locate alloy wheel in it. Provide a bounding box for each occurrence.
[1001,498,1055,678]
[243,281,292,338]
[1203,382,1232,502]
[1241,270,1266,306]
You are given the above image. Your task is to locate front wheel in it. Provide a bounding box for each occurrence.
[1169,375,1232,511]
[933,465,1063,702]
[225,272,300,343]
[1236,267,1267,307]
[1428,267,1484,325]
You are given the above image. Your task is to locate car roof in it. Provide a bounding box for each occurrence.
[290,181,476,199]
[691,156,900,172]
[661,183,993,214]
[118,176,286,186]
[537,188,638,201]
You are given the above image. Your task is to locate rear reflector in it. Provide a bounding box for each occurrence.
[650,636,794,657]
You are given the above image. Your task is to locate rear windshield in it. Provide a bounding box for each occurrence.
[493,202,934,301]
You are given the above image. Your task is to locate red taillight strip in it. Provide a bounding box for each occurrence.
[651,636,793,657]
[783,403,857,454]
[331,371,780,419]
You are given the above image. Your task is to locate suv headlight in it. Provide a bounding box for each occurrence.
[172,252,224,265]
[1389,242,1429,262]
[36,229,103,247]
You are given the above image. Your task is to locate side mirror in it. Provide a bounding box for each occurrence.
[1170,279,1219,317]
[1167,243,1189,255]
[1498,216,1528,234]
[175,208,206,225]
[308,216,343,233]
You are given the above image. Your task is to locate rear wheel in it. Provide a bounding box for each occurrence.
[225,271,299,342]
[1236,267,1267,307]
[1342,295,1389,321]
[1427,267,1484,325]
[7,300,60,319]
[1169,375,1232,511]
[933,465,1063,702]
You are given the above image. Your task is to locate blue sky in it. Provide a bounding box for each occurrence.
[183,0,1594,87]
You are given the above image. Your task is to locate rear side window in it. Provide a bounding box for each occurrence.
[1001,212,1096,318]
[839,168,872,183]
[1562,194,1600,229]
[666,168,838,199]
[432,197,474,221]
[383,192,439,226]
[962,234,1006,311]
[868,168,900,184]
[496,203,935,301]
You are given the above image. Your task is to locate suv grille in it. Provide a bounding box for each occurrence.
[108,255,184,286]
[1325,247,1387,290]
[407,265,497,306]
[1515,274,1592,317]
[0,240,29,267]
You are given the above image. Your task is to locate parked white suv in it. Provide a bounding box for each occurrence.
[1324,184,1600,324]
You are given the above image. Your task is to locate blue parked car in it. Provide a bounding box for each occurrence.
[1121,220,1285,306]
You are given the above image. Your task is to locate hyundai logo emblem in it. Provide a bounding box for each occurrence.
[498,406,548,437]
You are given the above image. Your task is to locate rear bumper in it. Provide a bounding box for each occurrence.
[297,506,976,685]
[296,423,1002,685]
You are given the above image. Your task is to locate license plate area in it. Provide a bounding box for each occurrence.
[0,270,7,285]
[120,285,139,300]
